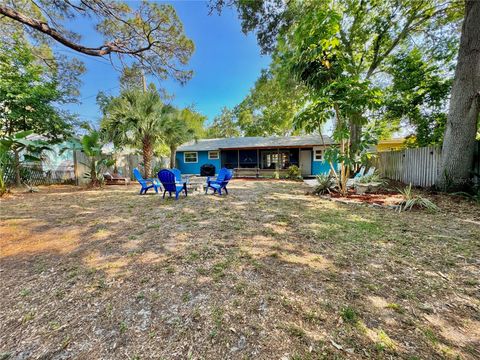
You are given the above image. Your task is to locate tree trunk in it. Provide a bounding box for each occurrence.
[170,145,176,169]
[90,157,98,187]
[14,149,21,186]
[142,136,153,178]
[349,121,362,160]
[438,0,480,190]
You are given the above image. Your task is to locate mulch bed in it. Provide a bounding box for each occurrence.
[328,189,404,207]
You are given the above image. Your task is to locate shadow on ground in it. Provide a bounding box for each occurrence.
[0,180,479,359]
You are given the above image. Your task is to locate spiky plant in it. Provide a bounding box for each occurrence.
[313,174,334,195]
[397,184,438,212]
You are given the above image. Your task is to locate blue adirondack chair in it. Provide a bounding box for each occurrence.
[158,169,187,200]
[171,168,182,182]
[205,168,233,195]
[133,168,161,195]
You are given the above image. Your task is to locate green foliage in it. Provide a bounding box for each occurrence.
[313,174,334,195]
[62,129,111,187]
[0,152,10,196]
[101,87,166,148]
[1,1,194,83]
[101,87,207,175]
[0,39,76,139]
[340,306,358,324]
[206,107,240,138]
[286,165,302,180]
[450,186,480,204]
[356,172,385,185]
[235,69,306,136]
[397,184,438,212]
[0,17,85,103]
[219,0,461,159]
[100,87,168,177]
[161,107,204,167]
[383,48,452,147]
[0,130,52,187]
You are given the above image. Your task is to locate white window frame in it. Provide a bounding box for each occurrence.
[313,147,324,162]
[184,151,198,163]
[208,150,219,160]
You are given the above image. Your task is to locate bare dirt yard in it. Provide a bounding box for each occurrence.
[1,180,479,359]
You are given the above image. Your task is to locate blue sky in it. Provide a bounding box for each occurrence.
[61,1,271,126]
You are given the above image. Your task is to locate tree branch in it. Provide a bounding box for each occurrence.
[0,4,143,57]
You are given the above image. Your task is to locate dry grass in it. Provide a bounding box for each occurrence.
[0,180,479,359]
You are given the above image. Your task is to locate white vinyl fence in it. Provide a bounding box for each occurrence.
[377,142,480,187]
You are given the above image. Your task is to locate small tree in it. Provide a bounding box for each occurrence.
[101,88,168,178]
[62,130,113,187]
[161,108,196,168]
[80,131,107,187]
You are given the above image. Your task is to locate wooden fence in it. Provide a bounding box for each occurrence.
[73,151,166,185]
[377,141,480,187]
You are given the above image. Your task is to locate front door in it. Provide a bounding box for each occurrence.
[299,150,312,176]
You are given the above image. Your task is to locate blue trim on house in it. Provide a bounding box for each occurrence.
[176,150,221,175]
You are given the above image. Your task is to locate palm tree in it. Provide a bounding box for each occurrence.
[161,108,196,168]
[80,130,113,187]
[101,88,167,178]
[61,128,112,187]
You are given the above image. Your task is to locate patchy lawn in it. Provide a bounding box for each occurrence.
[0,180,479,359]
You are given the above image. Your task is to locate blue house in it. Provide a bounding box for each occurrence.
[176,135,336,177]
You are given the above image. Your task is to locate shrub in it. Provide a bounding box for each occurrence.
[397,184,438,212]
[286,165,302,180]
[450,185,480,204]
[357,172,386,185]
[313,174,334,195]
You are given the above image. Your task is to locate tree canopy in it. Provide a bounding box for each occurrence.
[220,0,462,147]
[0,39,76,139]
[1,0,195,83]
[206,107,241,138]
[383,49,453,147]
[101,87,169,177]
[236,69,306,136]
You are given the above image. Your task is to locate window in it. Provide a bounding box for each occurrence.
[313,148,323,161]
[184,152,198,163]
[260,150,296,169]
[208,151,219,160]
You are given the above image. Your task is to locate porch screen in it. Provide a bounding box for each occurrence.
[261,150,299,169]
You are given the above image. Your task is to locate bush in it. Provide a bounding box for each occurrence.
[357,172,386,185]
[450,184,480,204]
[286,165,302,180]
[313,174,334,195]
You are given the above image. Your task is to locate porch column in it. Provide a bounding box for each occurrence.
[256,149,260,178]
[237,150,240,169]
[276,148,280,170]
[299,148,301,173]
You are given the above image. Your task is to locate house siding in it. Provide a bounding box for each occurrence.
[177,149,334,176]
[176,151,221,175]
[311,157,332,175]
